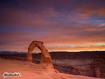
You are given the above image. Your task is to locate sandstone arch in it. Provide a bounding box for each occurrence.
[26,41,54,69]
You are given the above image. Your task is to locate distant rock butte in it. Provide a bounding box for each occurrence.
[90,57,105,78]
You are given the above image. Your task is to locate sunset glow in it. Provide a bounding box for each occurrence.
[0,0,105,52]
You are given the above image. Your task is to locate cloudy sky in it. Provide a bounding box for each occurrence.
[0,0,105,52]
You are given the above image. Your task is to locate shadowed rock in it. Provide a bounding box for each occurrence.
[90,56,105,78]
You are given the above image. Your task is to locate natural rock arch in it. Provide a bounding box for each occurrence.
[26,41,54,69]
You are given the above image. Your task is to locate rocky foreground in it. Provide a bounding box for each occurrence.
[0,59,103,79]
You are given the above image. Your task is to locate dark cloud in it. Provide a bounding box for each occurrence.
[77,0,105,18]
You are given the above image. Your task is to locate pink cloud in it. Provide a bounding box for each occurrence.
[1,23,105,52]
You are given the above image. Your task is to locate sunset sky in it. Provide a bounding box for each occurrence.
[0,0,105,52]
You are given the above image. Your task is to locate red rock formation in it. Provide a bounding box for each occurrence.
[26,41,54,69]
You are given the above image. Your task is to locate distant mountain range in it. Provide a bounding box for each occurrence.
[0,51,27,54]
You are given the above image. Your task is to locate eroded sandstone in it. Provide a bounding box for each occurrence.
[26,41,54,69]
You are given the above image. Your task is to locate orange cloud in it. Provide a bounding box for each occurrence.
[1,22,105,52]
[47,45,105,52]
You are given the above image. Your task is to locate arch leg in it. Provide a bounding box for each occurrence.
[26,48,33,61]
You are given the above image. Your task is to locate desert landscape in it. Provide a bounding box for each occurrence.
[0,51,105,79]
